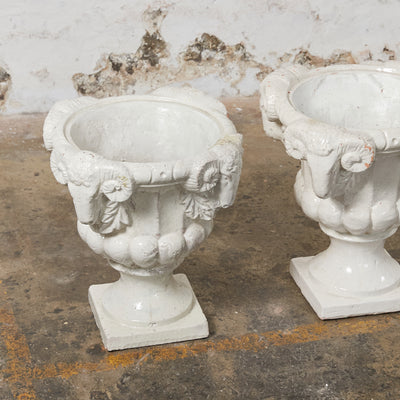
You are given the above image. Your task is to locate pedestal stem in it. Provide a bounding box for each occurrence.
[308,226,400,296]
[100,268,194,327]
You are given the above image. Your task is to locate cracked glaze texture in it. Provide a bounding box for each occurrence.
[43,87,242,275]
[260,62,400,236]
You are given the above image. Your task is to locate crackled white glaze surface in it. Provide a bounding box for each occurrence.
[260,62,400,319]
[44,87,242,349]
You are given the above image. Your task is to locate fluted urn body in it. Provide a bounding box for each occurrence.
[261,62,400,319]
[44,87,242,349]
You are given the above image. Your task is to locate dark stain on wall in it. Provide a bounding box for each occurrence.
[183,33,253,66]
[293,49,356,67]
[139,31,168,66]
[0,67,11,107]
[383,46,396,61]
[183,33,227,62]
[73,8,170,98]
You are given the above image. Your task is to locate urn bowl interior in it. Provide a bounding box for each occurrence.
[66,99,223,163]
[290,70,400,130]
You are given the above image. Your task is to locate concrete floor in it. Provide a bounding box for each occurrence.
[1,97,400,399]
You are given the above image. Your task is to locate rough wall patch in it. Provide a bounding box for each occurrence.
[183,33,228,62]
[73,7,169,98]
[72,29,270,97]
[72,8,396,98]
[180,33,272,86]
[293,49,356,67]
[383,46,396,61]
[0,67,11,108]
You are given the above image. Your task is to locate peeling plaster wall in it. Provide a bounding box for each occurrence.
[1,0,400,113]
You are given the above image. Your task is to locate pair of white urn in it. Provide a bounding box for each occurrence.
[44,61,400,351]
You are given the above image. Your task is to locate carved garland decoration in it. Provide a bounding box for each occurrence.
[181,138,242,221]
[50,150,136,235]
[284,120,376,173]
[96,177,135,235]
[49,139,242,232]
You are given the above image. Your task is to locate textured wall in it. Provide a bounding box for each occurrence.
[1,0,400,113]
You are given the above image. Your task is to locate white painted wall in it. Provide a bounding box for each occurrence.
[1,0,400,113]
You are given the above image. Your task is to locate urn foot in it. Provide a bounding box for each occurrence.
[89,274,209,350]
[291,257,400,319]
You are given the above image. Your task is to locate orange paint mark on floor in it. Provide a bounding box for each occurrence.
[0,279,397,399]
[32,315,397,381]
[0,305,36,399]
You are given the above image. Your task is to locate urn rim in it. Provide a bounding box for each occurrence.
[63,94,234,161]
[44,88,242,187]
[261,62,400,154]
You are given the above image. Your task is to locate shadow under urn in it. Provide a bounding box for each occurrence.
[43,87,243,350]
[261,62,400,319]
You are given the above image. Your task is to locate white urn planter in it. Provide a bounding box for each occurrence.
[260,62,400,319]
[43,87,242,350]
